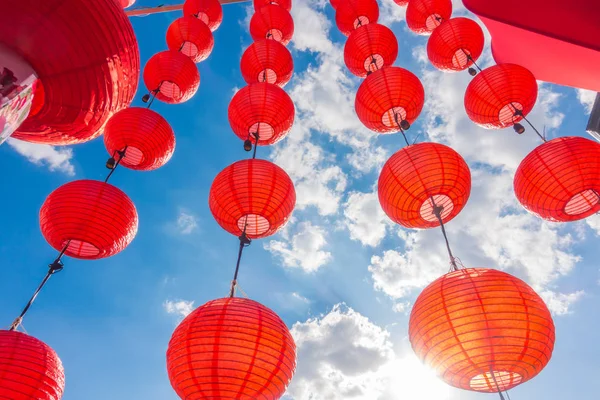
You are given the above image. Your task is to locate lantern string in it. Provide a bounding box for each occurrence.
[431,197,459,271]
[252,131,260,159]
[8,240,70,331]
[465,53,483,73]
[490,371,509,400]
[105,146,128,183]
[229,220,252,298]
[394,114,410,147]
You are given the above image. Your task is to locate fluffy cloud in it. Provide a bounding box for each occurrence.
[176,210,198,234]
[163,299,194,319]
[291,0,333,53]
[343,190,392,247]
[265,221,332,272]
[540,290,585,316]
[576,88,597,114]
[7,138,75,175]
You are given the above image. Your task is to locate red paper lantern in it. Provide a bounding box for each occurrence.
[406,0,453,35]
[143,50,200,104]
[514,136,600,222]
[355,67,425,134]
[335,0,380,37]
[209,159,296,239]
[40,180,138,260]
[410,268,555,392]
[393,0,409,5]
[167,297,296,400]
[427,17,485,72]
[228,83,295,146]
[250,4,295,46]
[104,107,175,171]
[254,0,292,12]
[166,17,214,63]
[183,0,223,32]
[378,142,471,229]
[345,24,398,78]
[241,39,294,87]
[120,0,135,7]
[330,0,343,9]
[4,0,139,145]
[0,330,65,400]
[464,64,538,129]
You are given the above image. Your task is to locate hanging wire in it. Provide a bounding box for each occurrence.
[229,218,252,298]
[105,146,128,183]
[394,113,411,147]
[490,371,508,400]
[9,241,71,331]
[430,196,459,271]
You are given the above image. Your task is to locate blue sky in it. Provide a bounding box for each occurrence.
[1,0,600,399]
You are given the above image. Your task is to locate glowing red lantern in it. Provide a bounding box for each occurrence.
[355,67,425,134]
[427,17,485,72]
[250,4,295,45]
[40,180,138,260]
[209,159,296,239]
[254,0,292,12]
[241,39,294,87]
[393,0,409,5]
[183,0,223,32]
[0,330,65,400]
[330,0,343,9]
[143,50,200,104]
[410,268,555,392]
[4,0,139,145]
[378,142,471,229]
[514,136,600,222]
[166,17,214,63]
[406,0,452,35]
[228,83,295,146]
[345,23,398,78]
[103,107,175,171]
[335,0,380,36]
[464,64,538,129]
[167,297,296,400]
[120,0,136,7]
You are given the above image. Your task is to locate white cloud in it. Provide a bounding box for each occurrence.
[291,0,333,53]
[343,190,392,247]
[576,88,597,114]
[163,299,195,319]
[378,0,407,25]
[540,290,585,316]
[7,138,75,175]
[585,214,600,236]
[265,221,332,272]
[176,210,198,234]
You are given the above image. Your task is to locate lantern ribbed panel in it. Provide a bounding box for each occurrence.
[514,136,600,222]
[183,0,223,32]
[0,331,65,400]
[209,159,296,239]
[355,67,425,134]
[406,0,453,35]
[5,0,139,145]
[427,17,485,72]
[409,268,555,392]
[330,0,343,9]
[167,297,297,400]
[250,5,295,46]
[241,39,294,88]
[120,0,136,7]
[228,83,295,146]
[143,51,200,105]
[378,143,471,229]
[39,180,139,260]
[393,0,409,5]
[464,64,538,129]
[344,24,398,78]
[103,107,175,171]
[254,0,292,12]
[335,0,380,36]
[166,17,214,63]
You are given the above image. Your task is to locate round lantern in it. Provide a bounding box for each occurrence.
[143,50,200,104]
[4,0,139,145]
[335,0,380,37]
[464,64,538,129]
[344,24,398,78]
[40,180,139,260]
[378,142,471,229]
[183,0,223,32]
[406,0,453,35]
[228,83,295,146]
[393,0,409,5]
[120,0,136,7]
[0,330,65,400]
[209,159,296,239]
[166,17,214,63]
[241,39,294,87]
[409,268,555,392]
[254,0,292,12]
[355,67,425,134]
[249,4,295,46]
[167,297,297,400]
[103,107,175,171]
[514,136,600,222]
[427,17,485,72]
[329,0,344,10]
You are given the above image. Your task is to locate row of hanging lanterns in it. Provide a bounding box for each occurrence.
[389,0,558,397]
[166,0,298,399]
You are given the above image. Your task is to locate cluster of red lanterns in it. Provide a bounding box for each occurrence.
[166,1,298,399]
